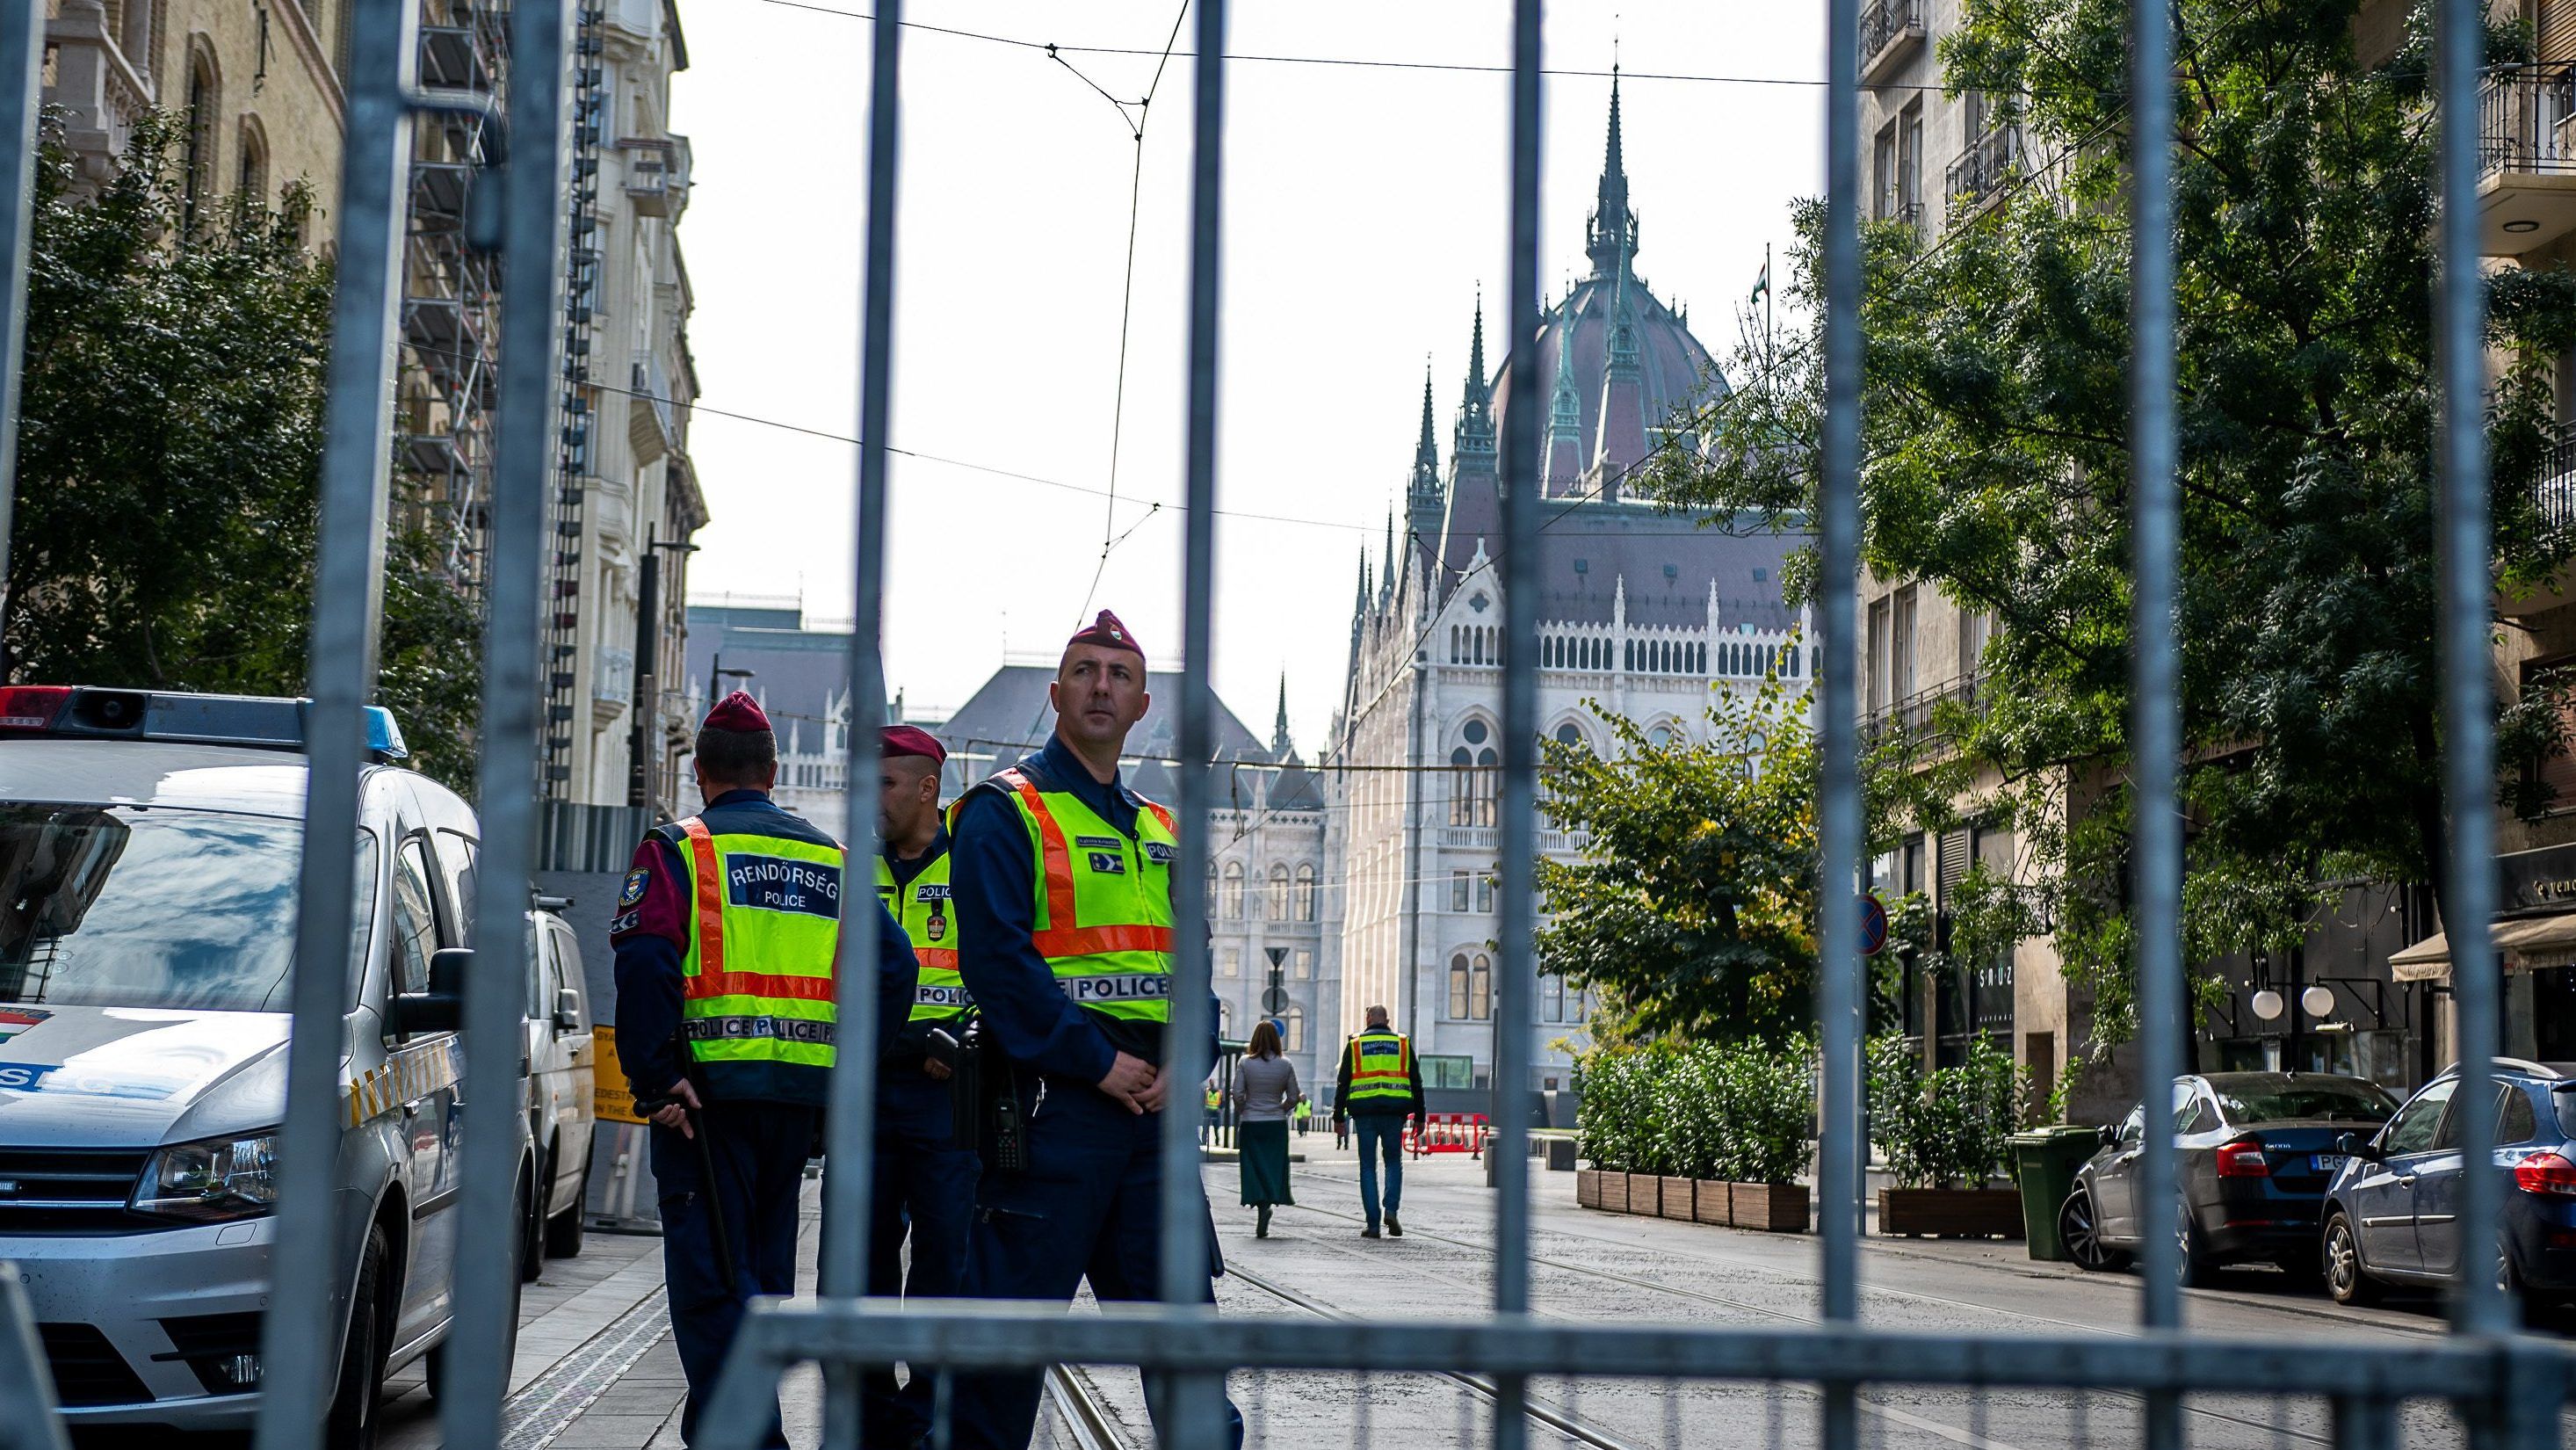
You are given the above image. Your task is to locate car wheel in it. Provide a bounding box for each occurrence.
[2059,1189,2127,1272]
[519,1151,547,1284]
[323,1222,393,1450]
[546,1156,590,1259]
[2175,1203,2218,1288]
[2323,1213,2380,1306]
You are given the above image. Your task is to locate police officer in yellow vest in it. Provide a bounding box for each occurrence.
[861,723,980,1448]
[1333,1004,1426,1238]
[940,611,1242,1449]
[610,692,918,1448]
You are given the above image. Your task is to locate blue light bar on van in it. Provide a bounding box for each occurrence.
[0,685,410,761]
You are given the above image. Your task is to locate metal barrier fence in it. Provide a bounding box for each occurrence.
[0,1,2565,1449]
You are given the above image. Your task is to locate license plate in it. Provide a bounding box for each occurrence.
[2312,1154,2347,1174]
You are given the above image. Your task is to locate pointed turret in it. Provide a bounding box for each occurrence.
[1591,248,1649,485]
[1381,508,1398,599]
[1544,301,1585,494]
[1585,69,1639,277]
[1454,291,1495,463]
[1407,362,1448,575]
[1271,675,1292,757]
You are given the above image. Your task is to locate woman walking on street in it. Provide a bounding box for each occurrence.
[1233,1020,1300,1237]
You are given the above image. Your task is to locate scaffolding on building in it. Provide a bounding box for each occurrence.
[546,5,607,796]
[399,0,510,598]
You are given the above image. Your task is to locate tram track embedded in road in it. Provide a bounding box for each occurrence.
[1046,1364,1127,1450]
[1251,1196,2338,1449]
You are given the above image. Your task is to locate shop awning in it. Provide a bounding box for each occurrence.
[2387,911,2576,982]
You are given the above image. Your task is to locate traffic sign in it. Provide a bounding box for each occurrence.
[1860,893,1891,956]
[1262,985,1291,1015]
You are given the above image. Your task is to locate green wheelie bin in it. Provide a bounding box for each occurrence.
[2011,1125,2107,1261]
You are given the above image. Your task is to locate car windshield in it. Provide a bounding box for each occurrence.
[2210,1078,2396,1124]
[0,803,374,1013]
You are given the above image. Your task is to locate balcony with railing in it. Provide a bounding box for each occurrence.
[1859,0,1926,85]
[1864,673,1987,750]
[622,135,693,219]
[1944,127,2023,219]
[2477,63,2576,252]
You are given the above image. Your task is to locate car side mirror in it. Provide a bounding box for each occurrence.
[2334,1130,2383,1163]
[2097,1123,2120,1150]
[393,946,471,1036]
[553,985,583,1033]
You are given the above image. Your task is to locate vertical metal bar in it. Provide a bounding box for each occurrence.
[2127,0,2185,1446]
[0,1273,67,1450]
[444,0,572,1442]
[0,0,42,565]
[2329,1396,2397,1450]
[1158,2,1226,1444]
[1493,5,1544,1447]
[2433,0,2505,1345]
[254,3,418,1446]
[821,2,903,1446]
[1819,0,1866,1442]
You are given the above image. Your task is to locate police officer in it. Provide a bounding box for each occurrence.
[611,692,918,1448]
[941,611,1243,1449]
[862,723,980,1447]
[1333,1004,1425,1238]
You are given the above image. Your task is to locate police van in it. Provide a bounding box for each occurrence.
[0,685,536,1444]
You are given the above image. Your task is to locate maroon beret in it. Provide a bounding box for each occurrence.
[1066,609,1144,662]
[880,725,946,766]
[701,690,771,734]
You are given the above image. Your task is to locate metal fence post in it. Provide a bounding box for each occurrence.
[255,1,420,1444]
[0,0,41,576]
[1159,2,1229,1443]
[0,1274,65,1450]
[2434,0,2507,1352]
[1493,3,1545,1447]
[1818,0,1867,1442]
[2127,0,2186,1444]
[445,0,573,1442]
[819,0,901,1442]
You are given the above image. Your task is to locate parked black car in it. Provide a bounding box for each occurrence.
[2320,1059,2576,1315]
[2060,1072,2400,1284]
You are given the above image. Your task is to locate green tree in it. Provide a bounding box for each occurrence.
[1646,0,2576,1046]
[6,114,481,789]
[1538,672,1886,1043]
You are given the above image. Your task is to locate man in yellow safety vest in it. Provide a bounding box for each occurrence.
[1334,1004,1426,1238]
[934,610,1243,1449]
[610,691,917,1447]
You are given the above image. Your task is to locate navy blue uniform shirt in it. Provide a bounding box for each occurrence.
[611,787,918,1105]
[949,735,1219,1085]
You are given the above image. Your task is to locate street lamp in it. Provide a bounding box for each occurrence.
[2251,989,2285,1020]
[2300,984,2336,1019]
[708,656,756,709]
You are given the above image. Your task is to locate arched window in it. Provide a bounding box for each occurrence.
[1222,860,1244,919]
[236,115,269,201]
[1294,863,1317,921]
[1450,746,1475,825]
[1219,998,1234,1036]
[183,43,219,227]
[1284,1004,1306,1052]
[1205,862,1218,915]
[1648,722,1675,749]
[1554,721,1585,750]
[1265,863,1290,922]
[1449,953,1472,1019]
[1476,748,1498,823]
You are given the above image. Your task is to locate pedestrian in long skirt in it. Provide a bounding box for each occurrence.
[1232,1020,1300,1237]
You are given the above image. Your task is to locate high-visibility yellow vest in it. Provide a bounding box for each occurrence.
[877,845,968,1022]
[670,816,843,1076]
[1343,1030,1414,1107]
[988,766,1177,1023]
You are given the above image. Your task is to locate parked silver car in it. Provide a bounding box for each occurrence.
[523,903,596,1270]
[0,685,537,1444]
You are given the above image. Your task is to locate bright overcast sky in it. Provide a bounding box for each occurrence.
[671,0,1824,749]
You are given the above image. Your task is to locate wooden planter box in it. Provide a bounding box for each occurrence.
[1576,1168,1603,1209]
[1730,1181,1811,1232]
[1694,1179,1733,1226]
[1626,1173,1661,1216]
[1878,1187,2024,1238]
[1661,1177,1699,1222]
[1601,1171,1632,1213]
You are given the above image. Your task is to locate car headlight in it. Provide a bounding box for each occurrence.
[133,1130,280,1222]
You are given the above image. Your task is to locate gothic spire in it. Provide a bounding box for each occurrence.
[1271,674,1292,756]
[1592,247,1650,478]
[1381,508,1397,591]
[1454,291,1496,461]
[1585,68,1639,276]
[1413,362,1438,482]
[1544,301,1584,491]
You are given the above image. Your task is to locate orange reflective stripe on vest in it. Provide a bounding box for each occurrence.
[677,816,727,977]
[1000,770,1177,959]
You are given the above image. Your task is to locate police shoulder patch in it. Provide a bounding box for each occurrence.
[620,869,649,907]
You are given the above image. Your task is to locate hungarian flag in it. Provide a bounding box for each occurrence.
[1750,257,1770,305]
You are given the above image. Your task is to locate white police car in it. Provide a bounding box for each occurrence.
[0,685,534,1444]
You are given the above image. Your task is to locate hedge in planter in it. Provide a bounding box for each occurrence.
[1867,1033,2029,1237]
[1575,1040,1816,1230]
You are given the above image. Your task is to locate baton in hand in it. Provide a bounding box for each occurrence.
[642,1096,736,1280]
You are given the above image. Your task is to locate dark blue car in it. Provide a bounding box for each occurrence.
[2320,1059,2576,1315]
